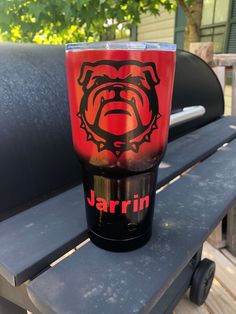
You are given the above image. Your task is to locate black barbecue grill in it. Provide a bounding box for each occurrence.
[0,43,226,313]
[170,49,224,140]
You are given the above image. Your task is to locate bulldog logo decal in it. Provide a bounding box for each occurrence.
[77,60,161,157]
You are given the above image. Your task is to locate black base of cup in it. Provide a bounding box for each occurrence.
[88,228,152,252]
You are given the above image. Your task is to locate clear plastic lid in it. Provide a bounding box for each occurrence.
[65,41,176,51]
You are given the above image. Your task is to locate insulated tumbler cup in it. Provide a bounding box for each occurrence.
[65,42,176,251]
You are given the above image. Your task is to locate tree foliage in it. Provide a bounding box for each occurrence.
[0,0,201,47]
[0,0,176,43]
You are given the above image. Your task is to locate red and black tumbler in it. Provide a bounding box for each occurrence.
[65,42,176,251]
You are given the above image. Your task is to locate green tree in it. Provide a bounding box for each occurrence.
[0,0,175,44]
[0,0,203,49]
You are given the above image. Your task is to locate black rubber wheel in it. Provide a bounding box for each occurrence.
[190,258,215,306]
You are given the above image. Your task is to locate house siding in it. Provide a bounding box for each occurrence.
[137,9,175,43]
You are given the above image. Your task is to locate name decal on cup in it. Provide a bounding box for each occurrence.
[87,189,150,214]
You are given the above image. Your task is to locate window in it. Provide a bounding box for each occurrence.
[201,0,230,52]
[226,0,236,52]
[174,0,235,53]
[201,0,229,25]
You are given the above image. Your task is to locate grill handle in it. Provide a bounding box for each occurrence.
[170,105,206,128]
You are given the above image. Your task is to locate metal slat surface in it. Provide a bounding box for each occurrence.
[27,136,236,314]
[158,116,236,187]
[0,187,87,286]
[1,116,236,286]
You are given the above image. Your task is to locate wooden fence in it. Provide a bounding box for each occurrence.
[213,54,236,116]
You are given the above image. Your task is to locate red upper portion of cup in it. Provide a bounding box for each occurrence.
[66,45,176,172]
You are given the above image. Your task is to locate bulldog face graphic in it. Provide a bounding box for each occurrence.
[77,60,161,157]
